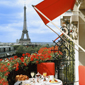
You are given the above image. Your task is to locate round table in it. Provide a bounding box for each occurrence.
[14,78,63,85]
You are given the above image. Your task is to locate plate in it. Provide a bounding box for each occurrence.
[49,80,59,84]
[50,82,59,84]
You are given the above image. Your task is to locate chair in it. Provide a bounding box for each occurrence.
[37,62,55,76]
[78,65,85,85]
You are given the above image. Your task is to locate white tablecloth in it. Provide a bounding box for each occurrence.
[14,78,63,85]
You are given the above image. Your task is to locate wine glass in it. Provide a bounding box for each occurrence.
[31,72,35,78]
[43,72,47,77]
[43,72,47,81]
[30,72,35,82]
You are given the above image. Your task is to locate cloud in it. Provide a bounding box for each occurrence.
[0,0,61,42]
[0,24,22,42]
[0,23,21,35]
[0,0,43,7]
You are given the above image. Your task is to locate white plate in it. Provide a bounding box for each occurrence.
[49,80,61,84]
[49,82,60,84]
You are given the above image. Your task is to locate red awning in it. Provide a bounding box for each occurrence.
[34,0,76,25]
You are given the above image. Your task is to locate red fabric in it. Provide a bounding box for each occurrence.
[79,65,85,85]
[37,62,55,76]
[34,0,76,24]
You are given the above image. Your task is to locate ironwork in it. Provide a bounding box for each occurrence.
[52,23,75,85]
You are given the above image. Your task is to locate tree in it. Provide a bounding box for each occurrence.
[16,45,26,57]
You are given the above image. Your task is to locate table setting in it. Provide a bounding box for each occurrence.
[14,72,63,85]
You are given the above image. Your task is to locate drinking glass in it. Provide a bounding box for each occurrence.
[43,72,47,81]
[31,72,35,78]
[30,72,35,82]
[43,72,47,77]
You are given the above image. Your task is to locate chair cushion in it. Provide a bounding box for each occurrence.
[79,65,85,85]
[37,62,55,76]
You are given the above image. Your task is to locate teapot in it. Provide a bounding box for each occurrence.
[35,72,41,78]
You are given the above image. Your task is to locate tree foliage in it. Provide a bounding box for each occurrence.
[15,44,52,57]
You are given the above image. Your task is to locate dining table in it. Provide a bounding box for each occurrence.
[14,77,63,85]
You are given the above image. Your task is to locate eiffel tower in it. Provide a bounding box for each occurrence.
[19,6,31,44]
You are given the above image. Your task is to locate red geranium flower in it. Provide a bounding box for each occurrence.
[22,53,25,57]
[4,72,10,76]
[14,56,18,59]
[35,56,39,59]
[0,59,2,61]
[15,67,19,71]
[7,63,10,66]
[30,57,34,61]
[24,63,27,66]
[9,57,13,61]
[26,53,30,57]
[4,67,8,72]
[16,62,19,67]
[36,61,39,64]
[20,57,24,62]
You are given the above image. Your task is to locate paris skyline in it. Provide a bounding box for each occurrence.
[0,0,60,43]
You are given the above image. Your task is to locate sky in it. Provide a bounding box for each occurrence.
[0,0,61,43]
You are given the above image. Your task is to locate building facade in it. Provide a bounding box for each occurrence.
[0,46,15,58]
[60,0,85,85]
